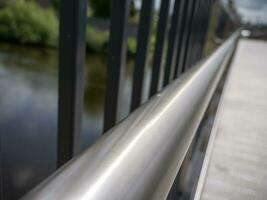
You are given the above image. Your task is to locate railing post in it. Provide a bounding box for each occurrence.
[103,0,131,132]
[173,0,190,79]
[181,0,199,72]
[176,0,197,76]
[188,0,212,67]
[149,0,171,97]
[191,0,206,65]
[184,0,202,69]
[130,0,155,111]
[163,0,185,87]
[57,0,87,167]
[197,0,213,59]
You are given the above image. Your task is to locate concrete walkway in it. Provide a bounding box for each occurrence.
[195,39,267,200]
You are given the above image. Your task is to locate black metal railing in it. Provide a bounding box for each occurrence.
[22,30,239,200]
[57,0,216,168]
[20,0,239,199]
[57,0,88,166]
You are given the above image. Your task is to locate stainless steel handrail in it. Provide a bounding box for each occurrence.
[22,32,239,200]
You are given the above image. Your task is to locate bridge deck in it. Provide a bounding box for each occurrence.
[196,39,267,200]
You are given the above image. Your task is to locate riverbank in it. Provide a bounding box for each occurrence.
[0,0,141,55]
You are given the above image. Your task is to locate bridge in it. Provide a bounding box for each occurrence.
[195,39,267,200]
[21,33,267,200]
[1,0,267,200]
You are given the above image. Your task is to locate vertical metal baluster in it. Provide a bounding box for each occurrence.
[196,0,205,65]
[130,0,155,111]
[103,0,131,132]
[57,0,87,167]
[170,0,188,81]
[163,0,185,87]
[173,0,189,79]
[176,0,197,75]
[215,6,227,40]
[149,0,171,97]
[191,0,208,65]
[198,0,213,59]
[195,0,208,61]
[182,0,200,72]
[193,0,205,64]
[185,0,201,68]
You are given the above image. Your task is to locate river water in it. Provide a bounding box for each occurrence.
[0,44,152,199]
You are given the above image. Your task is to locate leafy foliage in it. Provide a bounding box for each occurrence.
[0,0,58,47]
[86,26,109,53]
[0,0,145,54]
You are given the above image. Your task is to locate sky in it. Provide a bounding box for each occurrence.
[232,0,267,24]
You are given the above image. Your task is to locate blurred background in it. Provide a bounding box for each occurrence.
[0,0,266,199]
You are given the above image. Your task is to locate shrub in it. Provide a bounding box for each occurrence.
[86,26,109,53]
[0,0,152,54]
[127,34,156,56]
[128,37,137,55]
[0,0,58,47]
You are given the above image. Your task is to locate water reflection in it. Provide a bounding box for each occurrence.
[0,43,153,199]
[0,70,58,199]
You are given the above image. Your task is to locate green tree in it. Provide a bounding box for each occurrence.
[0,0,58,46]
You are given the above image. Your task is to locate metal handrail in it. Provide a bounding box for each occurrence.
[22,32,239,200]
